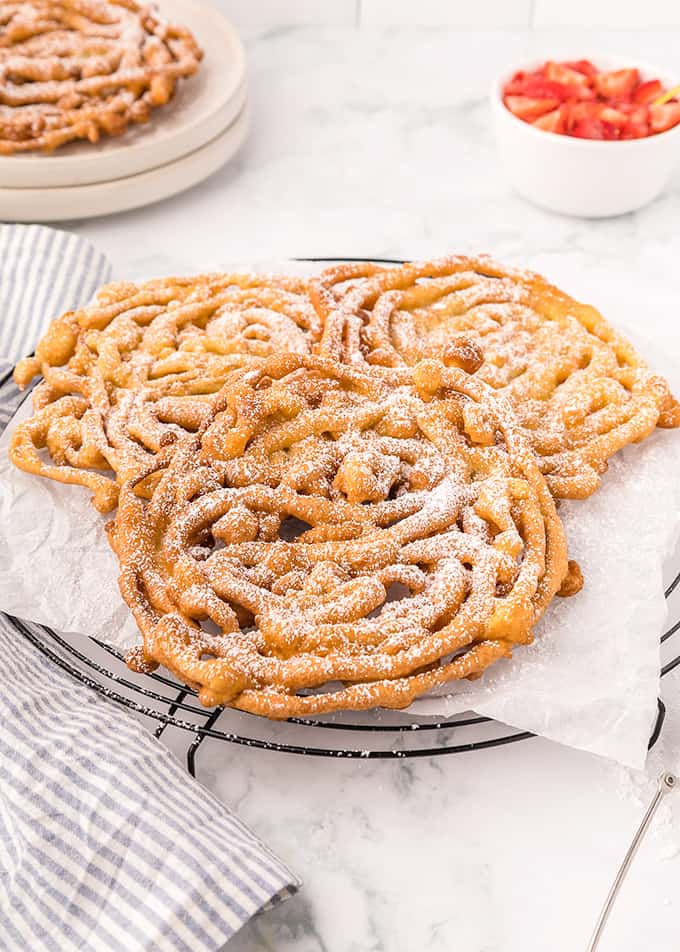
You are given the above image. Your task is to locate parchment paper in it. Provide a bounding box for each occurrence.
[1,261,679,768]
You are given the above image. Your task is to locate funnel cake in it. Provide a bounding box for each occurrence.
[112,353,576,717]
[10,272,321,511]
[312,256,680,498]
[0,0,201,154]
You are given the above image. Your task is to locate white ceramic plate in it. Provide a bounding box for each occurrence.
[0,0,247,189]
[0,101,249,222]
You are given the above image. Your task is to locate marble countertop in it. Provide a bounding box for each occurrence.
[64,24,680,952]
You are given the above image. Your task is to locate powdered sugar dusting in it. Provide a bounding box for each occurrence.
[113,353,566,718]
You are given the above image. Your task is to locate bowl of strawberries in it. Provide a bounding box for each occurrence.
[492,56,680,217]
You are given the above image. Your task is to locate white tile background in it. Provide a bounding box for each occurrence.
[360,0,530,27]
[213,0,359,30]
[533,0,680,27]
[210,0,680,31]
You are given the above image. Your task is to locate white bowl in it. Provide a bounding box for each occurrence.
[491,54,680,218]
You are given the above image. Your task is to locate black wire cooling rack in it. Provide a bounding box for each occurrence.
[5,560,678,777]
[4,257,680,778]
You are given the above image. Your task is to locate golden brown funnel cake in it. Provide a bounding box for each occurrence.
[111,354,577,717]
[312,256,680,499]
[0,0,201,154]
[10,272,321,511]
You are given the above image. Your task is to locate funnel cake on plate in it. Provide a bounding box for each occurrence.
[111,353,578,717]
[0,0,202,154]
[312,256,680,499]
[10,272,321,511]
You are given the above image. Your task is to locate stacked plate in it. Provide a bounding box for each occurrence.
[0,0,248,222]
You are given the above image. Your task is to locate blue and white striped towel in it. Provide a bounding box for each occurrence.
[0,225,300,952]
[0,225,112,431]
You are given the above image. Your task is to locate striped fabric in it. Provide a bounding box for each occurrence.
[0,224,111,367]
[0,224,111,432]
[0,226,300,952]
[0,363,20,433]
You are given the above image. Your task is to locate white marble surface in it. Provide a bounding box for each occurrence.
[60,25,680,952]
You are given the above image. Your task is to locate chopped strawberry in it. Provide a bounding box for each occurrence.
[563,59,598,78]
[502,59,675,141]
[627,105,649,139]
[599,106,629,129]
[564,101,602,131]
[593,68,639,101]
[633,79,664,104]
[504,74,572,100]
[545,61,590,87]
[503,70,530,95]
[616,103,650,137]
[649,102,680,133]
[520,77,573,100]
[504,95,561,121]
[574,84,597,101]
[571,118,618,140]
[532,106,567,133]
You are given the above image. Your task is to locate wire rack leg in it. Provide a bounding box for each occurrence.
[647,698,666,750]
[186,708,224,777]
[586,772,677,951]
[154,690,188,739]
